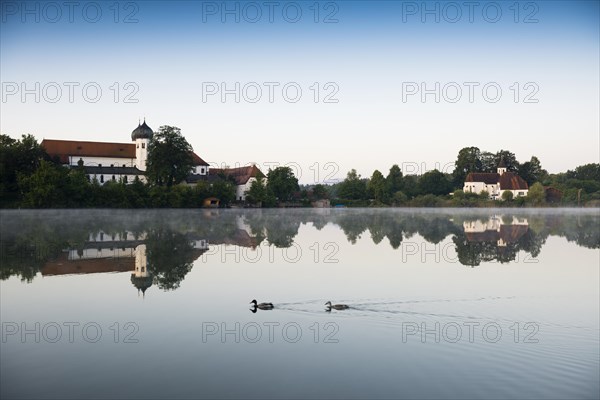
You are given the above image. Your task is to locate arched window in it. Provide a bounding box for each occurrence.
[142,143,145,149]
[124,176,128,183]
[100,175,104,183]
[112,175,116,181]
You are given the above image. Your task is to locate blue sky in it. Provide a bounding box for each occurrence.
[1,1,599,183]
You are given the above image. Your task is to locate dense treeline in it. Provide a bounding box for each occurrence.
[320,147,600,207]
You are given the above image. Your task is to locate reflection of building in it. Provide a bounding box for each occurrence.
[131,244,152,297]
[463,159,529,200]
[208,165,265,201]
[464,216,529,246]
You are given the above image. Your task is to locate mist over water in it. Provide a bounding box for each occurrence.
[1,208,599,399]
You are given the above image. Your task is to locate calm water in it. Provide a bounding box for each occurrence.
[1,209,599,399]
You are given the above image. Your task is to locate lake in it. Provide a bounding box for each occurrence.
[1,208,599,399]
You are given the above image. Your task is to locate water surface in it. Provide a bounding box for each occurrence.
[1,209,599,399]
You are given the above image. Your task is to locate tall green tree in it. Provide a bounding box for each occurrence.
[146,126,194,187]
[368,170,387,202]
[527,182,546,205]
[453,147,482,186]
[385,164,403,195]
[1,134,48,205]
[518,156,547,186]
[419,169,453,196]
[266,166,299,202]
[337,169,367,200]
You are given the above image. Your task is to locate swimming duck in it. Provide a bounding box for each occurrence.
[325,301,349,310]
[250,300,274,310]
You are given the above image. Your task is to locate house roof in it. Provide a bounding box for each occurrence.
[42,139,208,166]
[499,172,528,190]
[209,165,264,185]
[42,139,135,162]
[464,171,528,190]
[465,172,500,185]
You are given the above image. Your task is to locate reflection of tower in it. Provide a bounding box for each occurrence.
[131,244,152,297]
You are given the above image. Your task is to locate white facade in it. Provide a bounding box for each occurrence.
[69,156,135,167]
[135,138,150,171]
[237,177,257,201]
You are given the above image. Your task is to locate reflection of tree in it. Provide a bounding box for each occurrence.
[145,228,196,291]
[1,210,599,284]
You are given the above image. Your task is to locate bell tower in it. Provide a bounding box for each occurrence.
[131,119,153,171]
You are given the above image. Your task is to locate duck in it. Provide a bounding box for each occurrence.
[325,301,349,310]
[250,299,274,310]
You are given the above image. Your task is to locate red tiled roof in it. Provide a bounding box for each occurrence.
[42,139,135,163]
[499,172,528,190]
[465,172,500,185]
[42,139,208,166]
[209,165,264,185]
[465,171,528,190]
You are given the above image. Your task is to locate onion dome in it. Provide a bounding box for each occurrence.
[131,119,153,141]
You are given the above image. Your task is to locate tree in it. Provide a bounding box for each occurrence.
[502,190,514,202]
[527,182,546,205]
[146,126,194,187]
[453,147,482,186]
[368,170,387,202]
[567,163,600,181]
[419,169,453,196]
[518,156,547,185]
[385,164,403,195]
[266,166,299,202]
[17,160,68,208]
[246,176,268,205]
[1,134,48,205]
[495,150,519,172]
[312,184,329,199]
[210,179,236,206]
[337,169,367,200]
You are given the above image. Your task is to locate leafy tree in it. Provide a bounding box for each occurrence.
[527,182,546,206]
[402,175,420,198]
[368,170,387,202]
[385,164,403,194]
[495,150,520,172]
[146,126,194,187]
[266,166,299,202]
[337,169,367,200]
[17,160,68,208]
[246,176,268,205]
[567,163,600,181]
[419,169,452,196]
[518,156,547,185]
[502,190,514,202]
[1,134,48,205]
[312,184,329,199]
[210,179,236,206]
[453,147,482,186]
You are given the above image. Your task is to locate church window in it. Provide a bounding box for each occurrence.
[112,175,116,181]
[100,175,104,183]
[137,144,139,148]
[124,176,128,183]
[142,143,145,149]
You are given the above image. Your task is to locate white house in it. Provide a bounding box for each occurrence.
[463,215,529,247]
[208,165,265,201]
[463,160,529,200]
